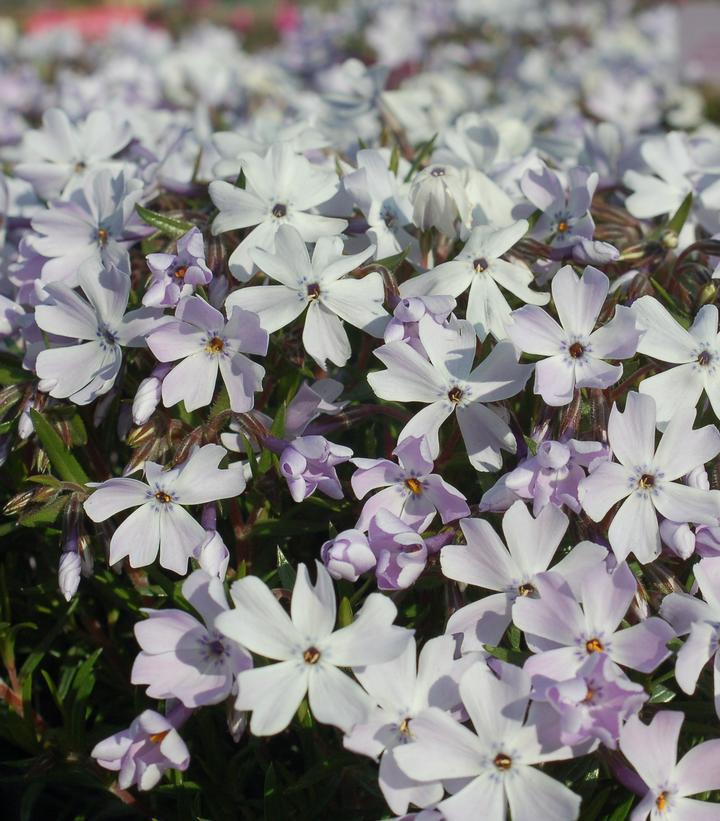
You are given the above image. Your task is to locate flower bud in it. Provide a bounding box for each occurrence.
[58,551,81,601]
[321,529,376,581]
[132,363,172,425]
[194,530,230,580]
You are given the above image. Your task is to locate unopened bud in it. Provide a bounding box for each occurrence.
[58,551,81,601]
[194,530,230,580]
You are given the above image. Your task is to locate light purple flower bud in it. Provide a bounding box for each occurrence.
[132,363,173,425]
[58,551,81,601]
[321,529,376,581]
[194,530,230,580]
[17,408,34,440]
[570,237,620,264]
[535,441,571,470]
[384,295,456,357]
[143,227,212,308]
[660,519,696,560]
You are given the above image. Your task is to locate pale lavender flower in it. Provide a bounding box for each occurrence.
[344,636,473,816]
[226,224,385,370]
[507,265,641,406]
[343,148,418,262]
[660,556,720,717]
[143,227,212,308]
[400,221,549,342]
[441,502,607,650]
[15,107,133,200]
[578,392,720,563]
[34,262,163,405]
[83,444,245,574]
[383,295,456,358]
[393,661,582,821]
[31,169,150,285]
[209,141,347,281]
[146,295,268,413]
[131,570,251,707]
[321,529,377,582]
[623,132,694,220]
[351,435,469,532]
[619,711,720,819]
[278,435,353,503]
[215,561,413,735]
[409,164,469,238]
[542,653,647,749]
[368,317,533,470]
[513,563,674,686]
[480,439,610,515]
[91,704,192,791]
[368,509,428,591]
[632,297,720,429]
[521,165,598,252]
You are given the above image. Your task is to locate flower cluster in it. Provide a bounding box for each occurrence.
[1,1,720,818]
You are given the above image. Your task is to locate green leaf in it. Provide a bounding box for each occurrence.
[276,546,296,590]
[135,204,194,239]
[18,496,66,527]
[608,795,635,821]
[337,597,353,628]
[0,354,29,386]
[667,192,693,236]
[403,133,437,182]
[648,682,676,704]
[523,435,538,456]
[483,644,530,665]
[29,410,89,485]
[375,245,410,273]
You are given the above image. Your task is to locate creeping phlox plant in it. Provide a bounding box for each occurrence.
[2,1,720,819]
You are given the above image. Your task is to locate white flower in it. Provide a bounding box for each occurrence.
[83,444,245,575]
[215,561,414,736]
[401,220,548,341]
[226,224,387,369]
[209,141,347,281]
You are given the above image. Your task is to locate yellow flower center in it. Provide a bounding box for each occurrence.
[585,638,604,654]
[405,478,423,495]
[656,792,667,812]
[206,336,225,354]
[494,753,512,770]
[154,491,172,504]
[149,730,169,744]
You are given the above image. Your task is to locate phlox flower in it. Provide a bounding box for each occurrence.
[131,569,251,707]
[393,661,582,821]
[368,316,533,470]
[91,704,191,791]
[383,295,456,358]
[619,711,720,819]
[541,653,647,749]
[441,501,607,650]
[409,163,470,238]
[226,224,386,370]
[578,392,720,563]
[31,169,150,285]
[480,438,609,515]
[506,265,642,406]
[660,556,720,717]
[277,435,353,502]
[521,165,598,252]
[15,107,133,200]
[34,262,163,405]
[632,297,720,429]
[343,148,418,261]
[215,562,413,736]
[344,636,472,816]
[400,220,550,342]
[623,132,694,219]
[83,444,245,574]
[146,295,268,412]
[351,435,469,532]
[142,226,213,308]
[209,141,347,281]
[368,509,428,590]
[513,563,674,685]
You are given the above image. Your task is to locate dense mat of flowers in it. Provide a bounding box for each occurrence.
[1,1,720,818]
